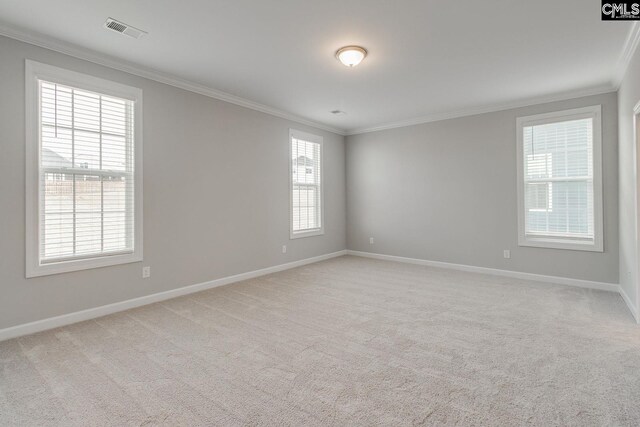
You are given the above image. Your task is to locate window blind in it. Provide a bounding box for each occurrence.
[522,118,594,241]
[291,136,321,233]
[39,80,135,263]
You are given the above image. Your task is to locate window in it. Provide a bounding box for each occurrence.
[26,60,143,277]
[516,105,603,252]
[290,129,323,238]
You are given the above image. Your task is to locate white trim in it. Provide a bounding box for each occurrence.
[290,229,325,239]
[0,23,625,139]
[345,87,616,136]
[515,105,604,252]
[347,250,640,321]
[634,101,640,318]
[289,129,325,239]
[613,22,640,89]
[347,250,618,292]
[0,23,345,136]
[619,285,640,324]
[0,250,347,342]
[346,21,637,137]
[25,60,144,277]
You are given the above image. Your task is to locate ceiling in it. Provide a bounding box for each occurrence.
[0,0,636,134]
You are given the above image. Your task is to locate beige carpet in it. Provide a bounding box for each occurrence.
[1,255,639,426]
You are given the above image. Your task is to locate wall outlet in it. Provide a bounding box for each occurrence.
[142,266,151,278]
[369,237,374,245]
[503,250,511,259]
[282,245,287,254]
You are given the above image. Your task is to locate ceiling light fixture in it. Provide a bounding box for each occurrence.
[335,46,367,67]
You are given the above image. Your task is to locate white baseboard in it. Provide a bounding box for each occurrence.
[347,250,640,324]
[347,250,619,292]
[3,248,636,341]
[0,250,347,342]
[347,250,639,322]
[619,286,640,324]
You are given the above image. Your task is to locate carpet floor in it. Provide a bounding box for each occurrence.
[1,255,639,426]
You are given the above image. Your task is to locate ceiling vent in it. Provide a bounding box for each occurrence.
[104,18,147,39]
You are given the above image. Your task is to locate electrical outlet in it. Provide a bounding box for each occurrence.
[369,237,374,245]
[503,250,511,259]
[142,266,151,278]
[282,245,287,254]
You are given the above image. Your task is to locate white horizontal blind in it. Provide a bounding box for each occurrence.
[39,80,135,263]
[523,118,593,241]
[291,136,321,233]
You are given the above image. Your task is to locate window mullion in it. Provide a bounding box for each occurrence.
[73,174,77,256]
[564,124,569,235]
[54,83,58,138]
[525,176,591,183]
[99,96,104,252]
[125,100,134,249]
[71,88,76,255]
[41,123,126,139]
[101,176,104,253]
[42,167,129,178]
[295,139,300,232]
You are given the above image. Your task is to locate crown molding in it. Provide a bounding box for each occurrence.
[345,85,617,136]
[0,23,347,136]
[613,21,640,89]
[0,19,634,139]
[346,22,637,136]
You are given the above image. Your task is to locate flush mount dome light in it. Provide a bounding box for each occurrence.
[335,46,367,67]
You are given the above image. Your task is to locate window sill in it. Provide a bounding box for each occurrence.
[26,251,142,278]
[290,229,325,240]
[518,235,603,252]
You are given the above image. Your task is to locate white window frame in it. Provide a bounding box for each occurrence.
[516,105,603,252]
[289,129,324,239]
[25,60,143,277]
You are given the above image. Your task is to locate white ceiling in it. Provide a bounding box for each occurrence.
[0,0,636,134]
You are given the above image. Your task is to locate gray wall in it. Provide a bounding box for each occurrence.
[0,36,346,329]
[346,93,619,283]
[0,33,630,331]
[618,43,640,313]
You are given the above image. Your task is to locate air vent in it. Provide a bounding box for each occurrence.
[330,110,347,115]
[104,18,147,39]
